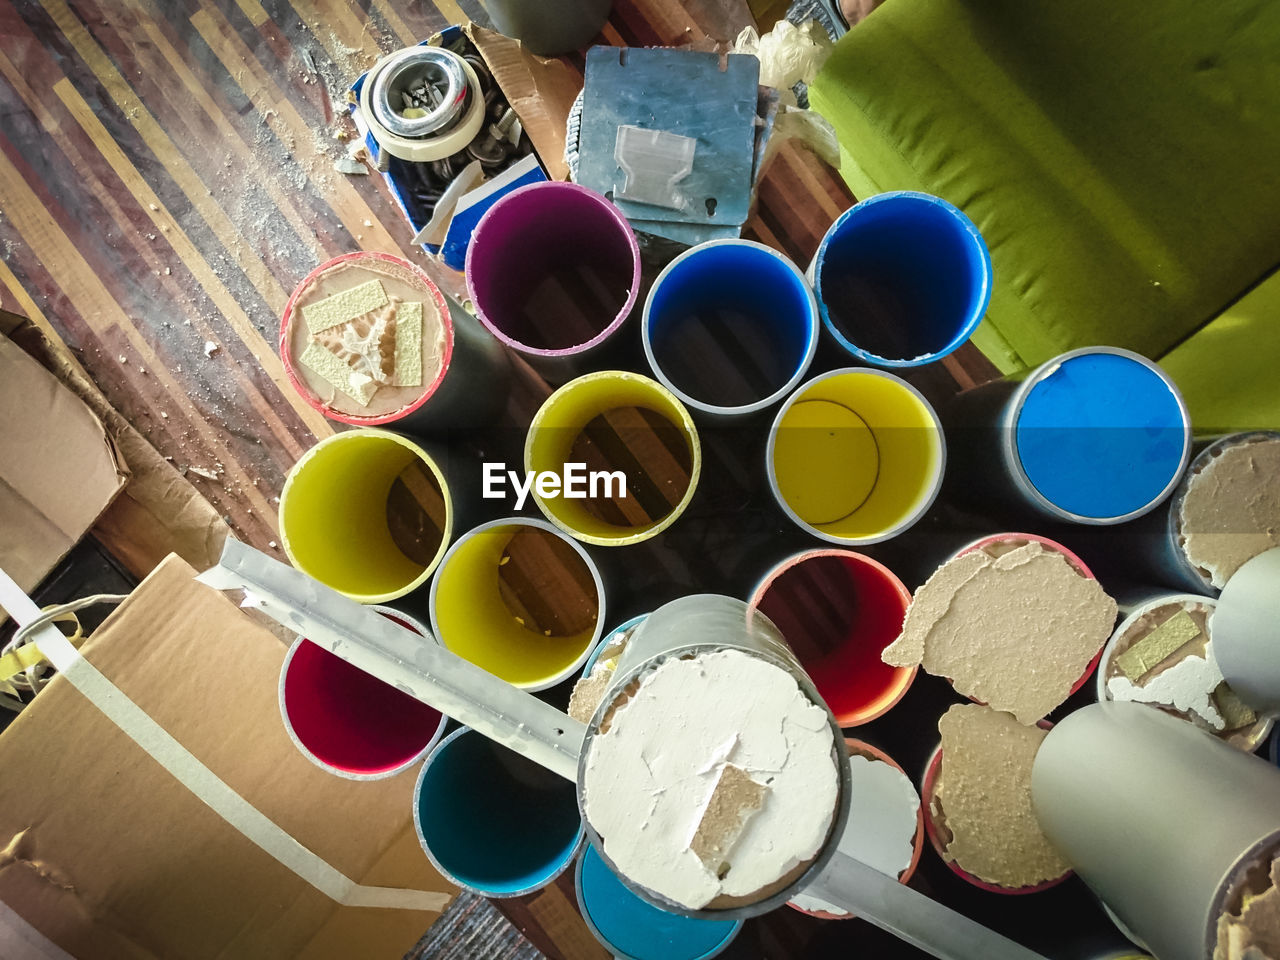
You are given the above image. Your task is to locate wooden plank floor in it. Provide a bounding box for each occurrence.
[0,2,1001,958]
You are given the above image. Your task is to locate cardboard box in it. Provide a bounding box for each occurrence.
[0,331,128,593]
[0,556,455,960]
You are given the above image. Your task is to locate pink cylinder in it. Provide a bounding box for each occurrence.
[279,607,447,779]
[465,182,641,361]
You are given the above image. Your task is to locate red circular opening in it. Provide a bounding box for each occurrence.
[755,552,912,726]
[282,613,445,776]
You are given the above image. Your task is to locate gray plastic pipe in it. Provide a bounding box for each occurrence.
[1032,701,1280,960]
[1213,546,1280,715]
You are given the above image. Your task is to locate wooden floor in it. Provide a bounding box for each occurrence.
[0,0,944,556]
[0,2,1001,958]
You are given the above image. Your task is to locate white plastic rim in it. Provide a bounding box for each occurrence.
[1094,594,1216,704]
[428,516,607,692]
[278,605,447,781]
[765,368,946,546]
[999,346,1192,525]
[641,239,820,416]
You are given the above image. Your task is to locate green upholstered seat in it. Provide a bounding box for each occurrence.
[809,0,1280,422]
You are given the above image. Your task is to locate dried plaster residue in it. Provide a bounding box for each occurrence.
[1181,436,1280,589]
[882,542,1116,724]
[581,649,838,910]
[1216,845,1280,960]
[934,704,1069,890]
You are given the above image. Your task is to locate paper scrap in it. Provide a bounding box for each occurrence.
[1107,652,1226,730]
[689,763,768,874]
[393,301,424,387]
[298,341,376,405]
[302,279,388,334]
[1215,851,1280,960]
[1115,610,1201,680]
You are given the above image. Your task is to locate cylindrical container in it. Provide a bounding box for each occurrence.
[809,191,991,368]
[429,517,606,691]
[414,726,584,897]
[481,0,612,56]
[1165,432,1280,592]
[957,532,1103,696]
[279,606,446,778]
[921,722,1070,896]
[279,429,452,603]
[950,347,1191,525]
[767,368,945,544]
[577,595,852,920]
[1213,547,1280,717]
[642,240,819,417]
[280,251,510,432]
[787,738,924,919]
[1096,592,1273,751]
[577,843,742,960]
[466,182,641,381]
[748,550,914,726]
[1032,701,1280,960]
[524,371,701,546]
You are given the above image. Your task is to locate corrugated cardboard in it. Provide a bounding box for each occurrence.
[0,331,128,591]
[0,311,228,583]
[467,23,582,182]
[0,556,455,960]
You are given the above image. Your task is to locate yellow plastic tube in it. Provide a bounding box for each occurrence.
[524,371,701,546]
[279,429,452,603]
[429,518,606,690]
[768,369,944,544]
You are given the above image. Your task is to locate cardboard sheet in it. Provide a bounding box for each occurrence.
[0,556,454,960]
[0,312,227,582]
[0,332,127,593]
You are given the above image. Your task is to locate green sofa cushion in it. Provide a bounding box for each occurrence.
[810,0,1280,375]
[1160,269,1280,431]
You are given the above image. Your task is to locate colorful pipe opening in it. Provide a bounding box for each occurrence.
[643,240,818,415]
[787,739,924,920]
[279,251,455,427]
[525,371,701,546]
[750,550,914,726]
[279,429,451,603]
[811,191,991,367]
[1007,347,1191,523]
[768,369,944,544]
[280,607,446,778]
[577,844,742,960]
[430,517,606,690]
[414,727,583,897]
[466,182,641,357]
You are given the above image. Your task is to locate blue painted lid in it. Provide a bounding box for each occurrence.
[1013,350,1189,520]
[578,845,742,960]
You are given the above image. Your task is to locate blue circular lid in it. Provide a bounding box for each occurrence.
[578,845,741,960]
[1014,351,1188,520]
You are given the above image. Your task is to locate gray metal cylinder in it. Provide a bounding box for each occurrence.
[1213,547,1280,715]
[1032,702,1280,960]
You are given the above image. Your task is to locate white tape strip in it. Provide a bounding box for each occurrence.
[0,569,448,914]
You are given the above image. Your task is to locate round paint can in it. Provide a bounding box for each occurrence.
[576,844,742,960]
[429,517,606,691]
[1000,347,1191,524]
[279,606,446,779]
[766,368,945,545]
[643,239,819,416]
[278,429,453,603]
[748,550,914,726]
[809,191,991,368]
[466,182,641,382]
[413,726,584,897]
